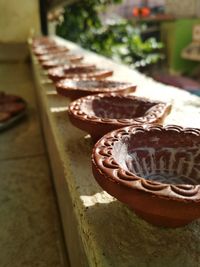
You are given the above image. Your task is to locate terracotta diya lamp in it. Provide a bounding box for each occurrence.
[56,80,136,100]
[0,92,26,123]
[0,91,22,103]
[38,52,83,63]
[33,45,69,56]
[48,65,113,82]
[31,37,56,48]
[37,52,72,62]
[0,102,26,116]
[32,42,57,51]
[41,55,84,69]
[32,36,54,44]
[68,94,171,141]
[92,124,200,228]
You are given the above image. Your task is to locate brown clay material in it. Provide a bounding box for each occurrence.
[32,37,55,47]
[37,52,69,62]
[56,80,136,100]
[68,94,171,141]
[42,59,70,69]
[34,46,69,56]
[0,92,26,124]
[92,124,200,228]
[63,63,96,73]
[0,92,21,104]
[32,42,56,50]
[48,66,113,82]
[0,112,11,122]
[38,53,83,63]
[40,55,83,68]
[0,102,26,115]
[48,64,95,81]
[33,43,58,52]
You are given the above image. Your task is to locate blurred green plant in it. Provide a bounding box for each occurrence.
[56,0,164,71]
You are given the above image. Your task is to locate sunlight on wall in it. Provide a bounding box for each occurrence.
[80,192,116,207]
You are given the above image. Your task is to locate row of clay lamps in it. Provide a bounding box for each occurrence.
[32,36,114,82]
[31,37,200,229]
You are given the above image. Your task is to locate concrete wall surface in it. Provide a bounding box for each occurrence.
[0,0,40,43]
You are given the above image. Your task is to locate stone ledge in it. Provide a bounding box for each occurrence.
[32,37,200,267]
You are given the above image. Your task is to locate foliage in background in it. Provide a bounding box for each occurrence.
[56,0,164,72]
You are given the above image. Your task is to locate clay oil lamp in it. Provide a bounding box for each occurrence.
[56,80,136,101]
[38,52,84,63]
[0,102,26,116]
[31,38,56,49]
[0,91,22,103]
[32,36,54,44]
[32,42,57,51]
[38,52,83,63]
[40,55,84,69]
[68,94,171,141]
[92,124,200,228]
[0,92,26,114]
[0,92,26,125]
[48,64,113,82]
[31,37,57,49]
[33,45,69,56]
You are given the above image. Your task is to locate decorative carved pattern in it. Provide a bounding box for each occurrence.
[69,94,171,126]
[92,125,200,200]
